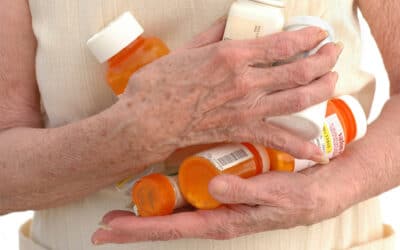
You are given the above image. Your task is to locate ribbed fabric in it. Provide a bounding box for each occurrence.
[22,0,394,249]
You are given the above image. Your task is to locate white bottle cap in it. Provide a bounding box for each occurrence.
[251,0,285,8]
[285,16,335,55]
[87,12,144,63]
[286,16,334,38]
[337,95,367,142]
[267,101,328,140]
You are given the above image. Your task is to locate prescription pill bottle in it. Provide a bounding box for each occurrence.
[267,16,336,140]
[87,12,169,95]
[132,174,187,217]
[268,95,367,172]
[178,143,270,210]
[223,0,285,41]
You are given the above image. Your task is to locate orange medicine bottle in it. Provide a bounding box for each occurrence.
[87,12,169,95]
[178,95,367,210]
[178,143,270,210]
[268,95,367,172]
[131,174,187,217]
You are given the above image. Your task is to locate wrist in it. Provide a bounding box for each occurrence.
[310,154,365,219]
[107,97,177,166]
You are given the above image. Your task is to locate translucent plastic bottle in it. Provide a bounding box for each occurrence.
[178,95,367,210]
[132,174,187,217]
[268,95,367,172]
[87,12,169,95]
[178,143,270,209]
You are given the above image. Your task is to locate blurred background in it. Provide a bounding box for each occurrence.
[0,11,399,250]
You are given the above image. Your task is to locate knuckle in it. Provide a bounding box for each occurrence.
[292,62,314,85]
[215,44,243,69]
[151,229,183,241]
[272,38,296,59]
[215,46,234,65]
[292,90,311,112]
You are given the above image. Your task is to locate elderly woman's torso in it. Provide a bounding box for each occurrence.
[23,0,385,250]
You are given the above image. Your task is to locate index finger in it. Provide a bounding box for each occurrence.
[234,26,329,65]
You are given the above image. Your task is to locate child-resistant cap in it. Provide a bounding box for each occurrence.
[338,95,368,141]
[251,0,285,8]
[87,12,144,63]
[284,16,335,57]
[285,16,335,39]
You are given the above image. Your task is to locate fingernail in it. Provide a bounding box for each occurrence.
[319,30,329,39]
[311,154,330,165]
[98,222,112,231]
[93,239,101,245]
[335,41,344,52]
[211,179,228,196]
[215,15,228,24]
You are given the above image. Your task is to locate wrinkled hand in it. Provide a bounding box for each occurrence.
[117,17,342,166]
[92,158,360,244]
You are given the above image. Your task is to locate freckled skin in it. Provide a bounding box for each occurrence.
[1,3,341,222]
[92,0,400,244]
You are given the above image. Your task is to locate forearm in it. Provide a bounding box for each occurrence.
[0,100,153,213]
[315,95,400,212]
[358,0,400,94]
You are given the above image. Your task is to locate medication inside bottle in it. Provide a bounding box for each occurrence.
[268,95,368,172]
[87,12,169,95]
[132,174,187,217]
[223,0,285,41]
[178,143,270,210]
[267,16,336,140]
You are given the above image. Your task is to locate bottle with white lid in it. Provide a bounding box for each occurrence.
[87,12,170,193]
[223,0,285,41]
[267,16,336,140]
[267,95,367,172]
[140,95,366,215]
[87,12,170,95]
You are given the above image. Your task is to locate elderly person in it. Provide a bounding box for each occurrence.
[0,0,398,249]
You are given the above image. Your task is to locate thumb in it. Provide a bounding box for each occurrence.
[209,175,260,205]
[181,16,227,50]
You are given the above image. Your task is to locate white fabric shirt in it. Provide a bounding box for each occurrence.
[21,0,394,250]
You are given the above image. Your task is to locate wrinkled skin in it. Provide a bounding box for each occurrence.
[116,18,341,167]
[92,18,345,244]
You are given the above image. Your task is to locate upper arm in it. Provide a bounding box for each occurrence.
[0,0,42,131]
[357,0,400,95]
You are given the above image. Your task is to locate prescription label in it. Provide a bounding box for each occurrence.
[197,144,253,171]
[294,114,345,172]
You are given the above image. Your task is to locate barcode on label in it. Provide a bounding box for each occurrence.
[215,149,249,169]
[197,144,254,171]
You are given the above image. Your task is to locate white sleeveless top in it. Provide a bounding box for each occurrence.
[23,0,394,250]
